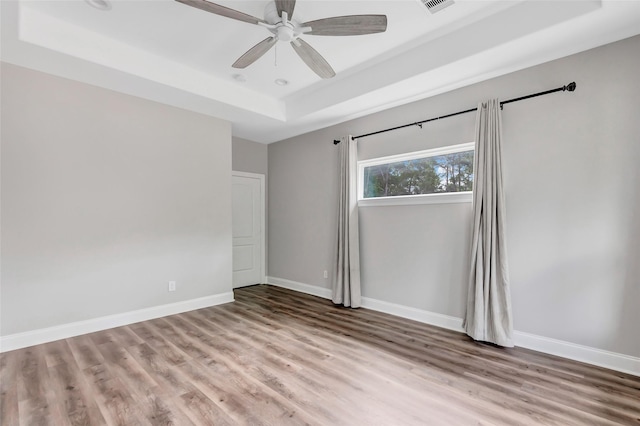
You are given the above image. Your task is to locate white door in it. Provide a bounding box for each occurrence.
[232,172,265,288]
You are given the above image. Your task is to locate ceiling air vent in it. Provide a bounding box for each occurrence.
[421,0,455,14]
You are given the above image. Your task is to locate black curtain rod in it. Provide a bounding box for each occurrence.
[333,81,576,144]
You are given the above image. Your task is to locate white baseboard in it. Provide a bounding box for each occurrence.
[266,276,639,377]
[266,276,332,299]
[512,331,640,376]
[360,296,465,333]
[0,292,235,353]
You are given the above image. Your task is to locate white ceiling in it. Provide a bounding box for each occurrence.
[2,0,640,143]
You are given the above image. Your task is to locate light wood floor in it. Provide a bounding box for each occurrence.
[1,285,639,425]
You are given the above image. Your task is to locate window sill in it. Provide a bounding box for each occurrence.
[358,192,472,207]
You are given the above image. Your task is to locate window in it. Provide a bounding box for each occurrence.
[358,142,474,206]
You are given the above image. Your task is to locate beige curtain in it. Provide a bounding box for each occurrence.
[333,135,361,307]
[463,99,514,347]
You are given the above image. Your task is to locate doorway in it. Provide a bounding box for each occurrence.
[232,172,265,288]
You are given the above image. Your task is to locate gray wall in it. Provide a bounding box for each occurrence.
[268,35,640,357]
[232,137,268,176]
[1,63,233,336]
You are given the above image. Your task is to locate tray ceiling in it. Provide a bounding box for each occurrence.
[2,0,640,143]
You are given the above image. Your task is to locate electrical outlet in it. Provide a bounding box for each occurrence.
[323,270,328,279]
[168,281,176,292]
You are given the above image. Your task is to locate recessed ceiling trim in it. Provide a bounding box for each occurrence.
[283,0,602,122]
[17,4,286,121]
[3,0,640,144]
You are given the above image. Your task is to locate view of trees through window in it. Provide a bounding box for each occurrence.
[363,150,474,198]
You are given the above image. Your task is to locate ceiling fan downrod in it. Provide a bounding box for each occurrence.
[258,11,310,43]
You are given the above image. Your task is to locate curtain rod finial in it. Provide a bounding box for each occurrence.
[566,82,577,92]
[333,139,341,145]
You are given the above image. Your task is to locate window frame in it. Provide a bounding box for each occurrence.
[357,142,475,207]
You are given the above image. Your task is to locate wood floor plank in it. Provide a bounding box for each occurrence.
[156,316,320,425]
[16,346,55,426]
[177,310,395,425]
[105,333,198,426]
[91,341,197,425]
[230,292,564,425]
[236,290,564,423]
[67,334,106,370]
[95,340,159,393]
[124,342,194,398]
[187,308,497,425]
[1,351,20,426]
[110,326,145,348]
[178,388,235,426]
[132,384,196,426]
[82,365,149,426]
[266,285,640,394]
[47,359,107,425]
[237,285,640,425]
[2,284,639,426]
[128,322,191,366]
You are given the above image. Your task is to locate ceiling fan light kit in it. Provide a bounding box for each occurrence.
[175,0,388,79]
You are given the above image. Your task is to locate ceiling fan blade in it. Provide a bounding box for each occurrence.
[232,37,277,69]
[175,0,264,25]
[291,39,335,79]
[276,0,296,19]
[302,15,387,36]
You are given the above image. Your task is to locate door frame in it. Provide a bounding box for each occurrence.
[232,171,266,286]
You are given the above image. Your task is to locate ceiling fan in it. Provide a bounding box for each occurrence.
[175,0,388,79]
